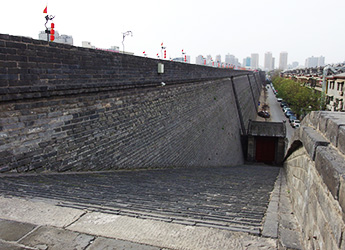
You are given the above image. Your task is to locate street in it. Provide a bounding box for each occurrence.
[266,86,295,143]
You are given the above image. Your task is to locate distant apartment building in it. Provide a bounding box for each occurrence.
[185,55,191,63]
[305,56,325,68]
[264,52,273,71]
[196,55,204,65]
[243,57,251,68]
[173,56,190,63]
[225,54,240,67]
[206,55,212,65]
[318,56,325,67]
[325,73,345,111]
[226,54,239,66]
[215,55,222,63]
[279,52,288,70]
[292,61,299,69]
[82,41,95,49]
[39,31,73,45]
[251,53,259,69]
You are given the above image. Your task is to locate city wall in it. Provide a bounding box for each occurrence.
[0,33,262,173]
[284,111,345,250]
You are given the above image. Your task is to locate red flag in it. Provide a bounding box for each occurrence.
[43,6,47,13]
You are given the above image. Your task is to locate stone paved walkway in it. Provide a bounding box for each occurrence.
[0,165,280,234]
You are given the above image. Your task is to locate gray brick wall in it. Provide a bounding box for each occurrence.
[285,111,345,249]
[0,33,264,173]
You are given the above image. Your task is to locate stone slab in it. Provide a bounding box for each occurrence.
[300,126,329,161]
[19,226,94,250]
[0,241,28,250]
[0,219,36,241]
[262,169,282,238]
[67,212,277,250]
[0,196,85,228]
[324,116,345,147]
[315,146,345,200]
[0,165,280,233]
[338,126,345,155]
[279,227,302,250]
[87,237,161,250]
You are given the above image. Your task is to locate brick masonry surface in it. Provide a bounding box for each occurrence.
[0,33,263,172]
[285,111,345,250]
[0,165,280,233]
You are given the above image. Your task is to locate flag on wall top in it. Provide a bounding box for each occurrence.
[43,6,47,13]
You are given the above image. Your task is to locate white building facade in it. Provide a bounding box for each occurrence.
[39,31,73,45]
[326,73,345,111]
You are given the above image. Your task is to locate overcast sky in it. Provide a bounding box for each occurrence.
[1,0,344,66]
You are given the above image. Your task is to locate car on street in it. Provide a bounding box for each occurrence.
[258,110,270,118]
[289,116,297,123]
[280,101,288,108]
[283,107,291,113]
[291,120,300,128]
[285,111,295,118]
[277,98,282,102]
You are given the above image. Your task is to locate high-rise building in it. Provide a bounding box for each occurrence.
[215,55,222,63]
[292,61,299,68]
[251,53,259,69]
[305,56,325,68]
[243,57,251,68]
[196,55,204,65]
[206,55,212,65]
[305,57,318,68]
[39,31,73,45]
[225,54,240,67]
[186,55,191,63]
[264,52,273,71]
[173,55,190,63]
[279,52,288,70]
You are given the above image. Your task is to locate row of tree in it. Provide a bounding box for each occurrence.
[272,76,322,118]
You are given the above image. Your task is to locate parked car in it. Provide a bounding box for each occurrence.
[283,107,291,113]
[258,111,270,118]
[285,111,295,118]
[289,116,297,123]
[291,120,300,128]
[277,98,282,102]
[280,101,288,107]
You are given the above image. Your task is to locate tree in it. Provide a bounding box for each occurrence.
[272,77,321,119]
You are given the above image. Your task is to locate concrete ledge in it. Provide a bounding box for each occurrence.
[300,126,329,160]
[338,126,345,155]
[315,146,345,201]
[285,111,345,249]
[322,113,345,148]
[307,111,345,152]
[302,111,321,129]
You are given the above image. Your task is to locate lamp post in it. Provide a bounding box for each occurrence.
[122,31,133,53]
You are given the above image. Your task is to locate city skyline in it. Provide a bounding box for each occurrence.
[1,0,344,66]
[35,29,334,69]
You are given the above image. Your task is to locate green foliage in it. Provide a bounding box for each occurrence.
[272,77,321,118]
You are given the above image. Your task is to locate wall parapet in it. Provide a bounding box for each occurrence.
[0,33,264,173]
[0,33,256,102]
[284,111,345,249]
